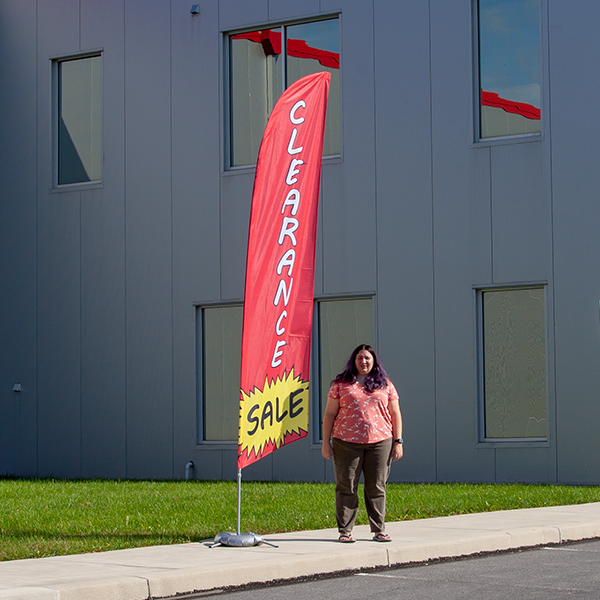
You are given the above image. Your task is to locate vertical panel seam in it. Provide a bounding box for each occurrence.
[545,0,558,483]
[428,0,437,482]
[489,148,493,283]
[217,0,223,480]
[371,1,378,353]
[218,2,224,301]
[80,188,83,477]
[123,0,129,479]
[170,0,175,479]
[36,0,41,476]
[488,149,493,480]
[79,0,83,478]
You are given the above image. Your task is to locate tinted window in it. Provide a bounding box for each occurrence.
[58,55,102,184]
[229,18,340,167]
[202,306,243,442]
[482,288,547,439]
[478,0,541,138]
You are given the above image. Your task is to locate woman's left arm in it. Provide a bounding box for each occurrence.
[389,399,403,461]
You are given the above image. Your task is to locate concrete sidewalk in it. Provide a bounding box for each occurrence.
[1,503,600,600]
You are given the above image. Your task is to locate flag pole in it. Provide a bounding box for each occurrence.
[236,468,242,535]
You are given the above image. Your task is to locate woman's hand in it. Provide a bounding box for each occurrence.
[391,442,403,461]
[321,396,339,460]
[389,399,403,461]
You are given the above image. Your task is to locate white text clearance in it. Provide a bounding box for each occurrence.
[271,100,307,368]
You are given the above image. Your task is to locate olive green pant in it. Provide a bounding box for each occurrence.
[332,437,393,535]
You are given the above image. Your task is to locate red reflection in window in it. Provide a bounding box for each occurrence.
[231,29,340,69]
[481,90,540,120]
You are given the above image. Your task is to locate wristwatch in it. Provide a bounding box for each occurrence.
[394,438,403,444]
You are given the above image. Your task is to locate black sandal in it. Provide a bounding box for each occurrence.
[339,533,355,543]
[373,532,391,542]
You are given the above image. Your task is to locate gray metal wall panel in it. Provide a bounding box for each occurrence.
[124,0,173,478]
[220,172,253,300]
[80,187,128,478]
[490,142,551,284]
[272,435,314,481]
[38,0,80,57]
[313,182,325,296]
[0,0,39,475]
[470,147,493,285]
[495,447,556,483]
[35,1,83,478]
[243,453,273,481]
[37,192,83,477]
[218,0,268,31]
[82,0,124,46]
[320,0,354,15]
[317,162,342,293]
[267,0,322,23]
[307,445,331,482]
[320,2,377,294]
[430,0,495,482]
[373,0,436,483]
[221,448,240,480]
[171,0,222,476]
[549,2,600,483]
[79,0,128,479]
[192,447,228,480]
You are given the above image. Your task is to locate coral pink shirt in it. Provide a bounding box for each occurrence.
[328,380,399,444]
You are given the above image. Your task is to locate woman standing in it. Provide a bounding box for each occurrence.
[321,344,403,543]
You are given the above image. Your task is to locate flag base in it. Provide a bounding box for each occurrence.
[205,468,277,547]
[206,531,278,548]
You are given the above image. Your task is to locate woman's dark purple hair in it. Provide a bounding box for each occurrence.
[333,344,389,392]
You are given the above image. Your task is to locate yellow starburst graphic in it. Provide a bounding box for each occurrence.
[238,369,309,467]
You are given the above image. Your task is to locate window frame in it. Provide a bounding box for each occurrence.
[476,283,550,447]
[51,50,104,191]
[472,0,546,146]
[224,13,342,171]
[196,301,243,446]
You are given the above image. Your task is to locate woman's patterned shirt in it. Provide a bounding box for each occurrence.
[328,379,399,444]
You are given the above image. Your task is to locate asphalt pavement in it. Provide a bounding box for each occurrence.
[0,503,599,600]
[209,539,600,600]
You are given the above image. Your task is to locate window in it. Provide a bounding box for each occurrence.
[317,297,373,435]
[481,288,547,440]
[197,297,372,443]
[200,305,243,442]
[229,17,340,167]
[477,0,541,139]
[56,54,102,185]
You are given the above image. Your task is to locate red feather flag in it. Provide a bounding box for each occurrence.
[238,72,330,469]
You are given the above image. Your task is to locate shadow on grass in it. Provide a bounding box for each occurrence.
[0,530,206,542]
[0,531,214,562]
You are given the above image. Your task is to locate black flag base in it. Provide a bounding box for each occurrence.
[205,531,278,548]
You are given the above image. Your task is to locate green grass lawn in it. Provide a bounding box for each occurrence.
[1,478,599,561]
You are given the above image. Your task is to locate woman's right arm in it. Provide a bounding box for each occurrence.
[321,395,340,460]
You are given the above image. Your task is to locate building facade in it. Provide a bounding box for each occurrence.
[1,0,599,483]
